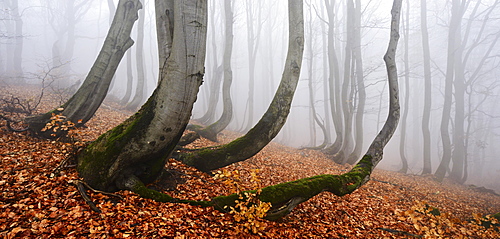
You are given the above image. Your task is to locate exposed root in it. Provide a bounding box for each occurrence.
[69,179,123,213]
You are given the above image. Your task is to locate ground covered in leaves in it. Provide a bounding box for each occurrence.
[1,86,500,238]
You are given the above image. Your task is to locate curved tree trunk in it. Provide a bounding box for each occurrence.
[322,0,344,160]
[77,0,208,192]
[25,0,141,138]
[195,0,234,142]
[141,0,402,222]
[345,0,366,165]
[435,0,461,181]
[420,0,432,175]
[125,6,146,111]
[178,0,305,172]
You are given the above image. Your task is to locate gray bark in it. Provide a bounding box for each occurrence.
[322,0,344,159]
[435,0,462,181]
[345,0,366,165]
[126,6,146,111]
[195,0,222,125]
[196,0,234,142]
[178,0,304,172]
[78,0,208,191]
[420,0,432,175]
[26,0,141,137]
[398,0,410,173]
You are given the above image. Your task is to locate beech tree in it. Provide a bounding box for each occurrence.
[24,0,141,138]
[76,0,403,221]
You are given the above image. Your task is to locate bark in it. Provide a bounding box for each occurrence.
[195,0,222,125]
[178,0,304,172]
[120,50,134,105]
[154,0,174,71]
[322,0,344,159]
[398,0,410,173]
[333,0,355,164]
[195,0,234,142]
[77,0,207,192]
[420,0,432,175]
[345,0,366,165]
[25,0,141,138]
[125,6,146,111]
[241,0,263,132]
[142,0,401,222]
[435,0,462,181]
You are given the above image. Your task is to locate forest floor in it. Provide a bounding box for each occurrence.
[1,86,500,238]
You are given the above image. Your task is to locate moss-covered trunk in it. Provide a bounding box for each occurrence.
[77,0,207,192]
[178,0,304,172]
[25,0,141,138]
[90,0,402,223]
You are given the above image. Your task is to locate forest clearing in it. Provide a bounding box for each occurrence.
[1,86,499,238]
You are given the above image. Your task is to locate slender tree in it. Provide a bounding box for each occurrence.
[126,6,147,111]
[420,0,432,175]
[194,0,234,142]
[435,0,462,181]
[398,0,410,173]
[178,0,304,172]
[25,0,141,138]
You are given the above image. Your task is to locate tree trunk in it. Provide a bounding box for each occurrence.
[125,6,146,111]
[398,0,410,173]
[178,0,304,172]
[194,0,222,125]
[120,50,134,105]
[420,0,432,175]
[322,0,344,160]
[334,0,355,164]
[12,0,24,84]
[25,0,141,138]
[345,0,366,165]
[77,0,208,192]
[435,0,461,182]
[195,0,234,142]
[215,0,401,220]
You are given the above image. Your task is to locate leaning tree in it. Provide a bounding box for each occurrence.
[23,0,141,138]
[75,0,405,221]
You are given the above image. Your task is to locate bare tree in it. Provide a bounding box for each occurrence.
[25,0,141,138]
[420,0,432,175]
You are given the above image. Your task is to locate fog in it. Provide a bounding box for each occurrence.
[2,0,500,191]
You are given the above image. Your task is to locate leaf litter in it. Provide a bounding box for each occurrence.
[1,87,499,238]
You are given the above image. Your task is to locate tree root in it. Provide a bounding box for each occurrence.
[69,179,123,213]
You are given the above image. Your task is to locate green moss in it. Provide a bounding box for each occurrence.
[77,99,156,190]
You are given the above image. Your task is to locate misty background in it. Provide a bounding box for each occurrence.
[2,0,500,191]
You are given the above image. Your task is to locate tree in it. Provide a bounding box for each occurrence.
[24,0,141,138]
[78,0,402,222]
[398,0,410,173]
[125,6,147,111]
[191,0,234,142]
[420,0,432,175]
[177,0,303,171]
[434,0,461,182]
[345,0,366,165]
[77,0,208,192]
[322,0,344,159]
[194,0,223,125]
